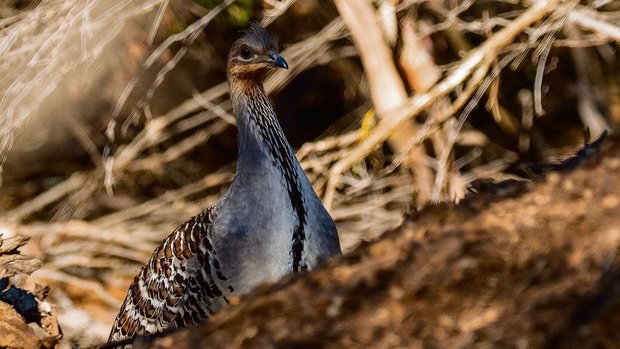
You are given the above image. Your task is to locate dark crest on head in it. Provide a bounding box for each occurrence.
[242,21,278,51]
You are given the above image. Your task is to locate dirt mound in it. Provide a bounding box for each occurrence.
[125,135,620,349]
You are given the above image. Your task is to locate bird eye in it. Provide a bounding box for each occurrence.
[240,46,252,59]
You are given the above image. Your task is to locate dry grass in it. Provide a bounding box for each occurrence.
[0,0,618,347]
[0,0,171,179]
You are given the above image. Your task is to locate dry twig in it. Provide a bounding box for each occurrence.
[323,0,561,208]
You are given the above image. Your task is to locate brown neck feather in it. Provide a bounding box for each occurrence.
[227,73,266,107]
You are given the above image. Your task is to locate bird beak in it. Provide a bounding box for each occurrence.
[268,49,288,69]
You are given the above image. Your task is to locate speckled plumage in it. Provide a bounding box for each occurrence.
[108,22,341,344]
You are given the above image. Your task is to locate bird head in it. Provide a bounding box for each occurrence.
[227,21,288,80]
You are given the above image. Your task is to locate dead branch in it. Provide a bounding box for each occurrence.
[323,0,561,209]
[3,172,89,223]
[569,6,620,42]
[334,0,435,205]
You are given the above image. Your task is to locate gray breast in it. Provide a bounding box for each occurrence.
[209,104,340,294]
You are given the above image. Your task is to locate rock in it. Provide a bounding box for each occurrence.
[0,235,61,349]
[0,302,39,349]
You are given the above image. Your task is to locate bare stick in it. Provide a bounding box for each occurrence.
[566,23,611,136]
[94,172,232,227]
[569,6,620,42]
[3,172,89,223]
[262,0,297,26]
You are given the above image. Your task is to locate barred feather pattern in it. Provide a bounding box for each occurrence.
[107,206,231,343]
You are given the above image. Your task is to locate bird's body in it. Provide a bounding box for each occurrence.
[108,22,340,343]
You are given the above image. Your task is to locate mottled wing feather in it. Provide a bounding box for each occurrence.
[108,206,230,343]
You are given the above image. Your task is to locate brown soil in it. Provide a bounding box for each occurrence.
[131,135,620,349]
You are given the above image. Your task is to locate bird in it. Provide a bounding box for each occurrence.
[107,22,341,344]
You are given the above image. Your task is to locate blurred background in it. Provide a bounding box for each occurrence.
[0,0,618,346]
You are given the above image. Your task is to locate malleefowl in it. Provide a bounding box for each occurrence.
[108,22,341,343]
